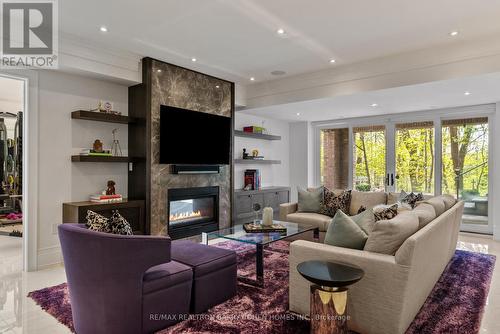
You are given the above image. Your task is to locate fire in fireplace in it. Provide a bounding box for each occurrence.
[167,186,219,239]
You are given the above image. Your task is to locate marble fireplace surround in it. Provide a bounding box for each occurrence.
[146,58,234,236]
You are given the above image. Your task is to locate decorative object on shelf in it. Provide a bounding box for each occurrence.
[252,202,261,224]
[79,148,112,157]
[106,180,116,195]
[89,193,123,203]
[93,139,103,153]
[242,221,287,233]
[242,148,249,159]
[97,100,113,113]
[243,184,252,191]
[252,149,259,157]
[262,207,273,226]
[111,128,122,157]
[243,126,265,134]
[244,169,261,190]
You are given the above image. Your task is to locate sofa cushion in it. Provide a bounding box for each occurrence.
[171,240,237,277]
[364,211,419,255]
[297,187,323,213]
[324,210,369,250]
[349,191,387,216]
[440,194,457,210]
[143,261,192,294]
[412,203,437,229]
[319,188,351,217]
[286,212,332,232]
[423,196,446,217]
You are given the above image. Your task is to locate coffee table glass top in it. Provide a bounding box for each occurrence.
[206,220,315,245]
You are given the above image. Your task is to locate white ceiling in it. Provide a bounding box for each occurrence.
[240,72,500,122]
[60,0,500,83]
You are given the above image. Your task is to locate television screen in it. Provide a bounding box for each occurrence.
[160,105,231,165]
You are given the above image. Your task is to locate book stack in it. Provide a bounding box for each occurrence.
[80,149,112,157]
[243,126,264,134]
[90,194,123,203]
[244,169,261,190]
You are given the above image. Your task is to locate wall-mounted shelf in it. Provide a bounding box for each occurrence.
[234,130,281,140]
[234,159,281,165]
[71,110,136,124]
[71,155,136,163]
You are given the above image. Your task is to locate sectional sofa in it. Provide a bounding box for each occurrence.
[281,190,463,334]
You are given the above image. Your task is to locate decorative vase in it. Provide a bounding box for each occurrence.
[262,207,273,226]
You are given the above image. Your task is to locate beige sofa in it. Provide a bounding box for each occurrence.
[287,194,464,334]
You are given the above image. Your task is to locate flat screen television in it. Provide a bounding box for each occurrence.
[160,105,231,165]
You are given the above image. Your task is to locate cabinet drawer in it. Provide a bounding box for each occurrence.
[235,194,253,214]
[264,192,280,209]
[278,191,289,204]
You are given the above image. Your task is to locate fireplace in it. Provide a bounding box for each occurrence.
[167,186,219,239]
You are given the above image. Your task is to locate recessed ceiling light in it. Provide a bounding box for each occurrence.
[250,77,255,81]
[370,103,378,107]
[277,28,285,35]
[271,70,286,76]
[449,31,459,37]
[99,26,108,32]
[191,58,197,62]
[157,69,162,73]
[296,113,301,116]
[329,59,336,63]
[215,85,220,89]
[464,91,471,96]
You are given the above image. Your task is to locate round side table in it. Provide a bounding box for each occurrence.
[297,260,364,334]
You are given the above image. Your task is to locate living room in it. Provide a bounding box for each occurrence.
[0,1,499,334]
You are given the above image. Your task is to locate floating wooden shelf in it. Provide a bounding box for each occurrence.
[71,110,136,124]
[234,130,281,140]
[71,155,137,163]
[234,159,281,165]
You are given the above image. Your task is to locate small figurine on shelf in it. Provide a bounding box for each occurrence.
[242,148,249,159]
[252,149,259,158]
[106,180,116,195]
[93,139,103,153]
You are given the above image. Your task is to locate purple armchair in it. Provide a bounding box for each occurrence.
[58,224,192,334]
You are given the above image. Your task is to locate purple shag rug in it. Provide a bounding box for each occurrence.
[28,243,495,334]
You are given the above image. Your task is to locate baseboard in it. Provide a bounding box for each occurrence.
[37,245,63,270]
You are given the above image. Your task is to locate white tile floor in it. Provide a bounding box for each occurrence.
[0,233,498,334]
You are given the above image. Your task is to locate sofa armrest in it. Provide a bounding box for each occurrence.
[280,202,298,221]
[289,240,410,334]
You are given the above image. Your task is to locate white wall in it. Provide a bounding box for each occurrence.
[289,121,314,202]
[494,103,500,241]
[233,113,290,190]
[37,70,128,268]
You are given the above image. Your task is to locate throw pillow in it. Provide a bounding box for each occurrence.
[297,187,323,213]
[357,205,367,214]
[85,210,133,235]
[86,210,112,233]
[373,204,398,221]
[399,191,424,209]
[109,210,133,235]
[364,212,419,255]
[324,210,368,250]
[319,188,351,217]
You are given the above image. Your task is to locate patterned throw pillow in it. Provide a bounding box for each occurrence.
[373,204,399,221]
[400,191,424,209]
[357,205,367,214]
[319,188,352,217]
[86,210,112,233]
[85,210,133,235]
[109,210,133,235]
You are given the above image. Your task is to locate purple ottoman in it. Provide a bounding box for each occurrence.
[171,240,237,313]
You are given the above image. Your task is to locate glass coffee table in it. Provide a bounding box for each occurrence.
[202,221,319,286]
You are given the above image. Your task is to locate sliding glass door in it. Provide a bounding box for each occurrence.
[442,118,489,228]
[352,126,386,192]
[395,122,435,195]
[317,110,493,234]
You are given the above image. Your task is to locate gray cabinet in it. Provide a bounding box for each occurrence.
[233,187,290,225]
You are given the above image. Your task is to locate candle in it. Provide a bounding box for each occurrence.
[262,207,273,226]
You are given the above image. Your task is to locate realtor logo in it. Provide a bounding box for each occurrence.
[1,0,58,68]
